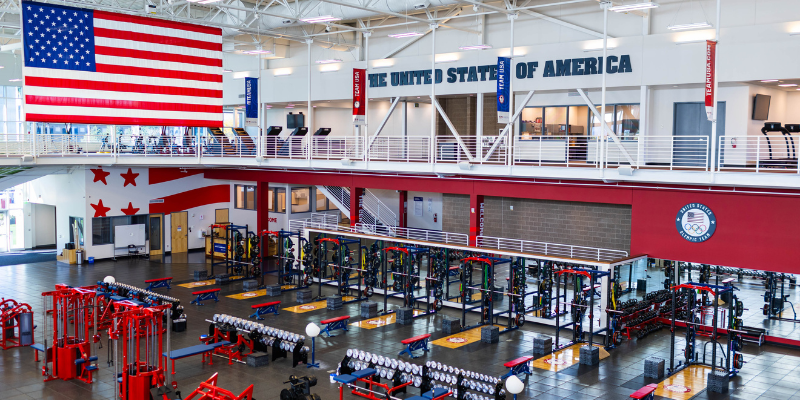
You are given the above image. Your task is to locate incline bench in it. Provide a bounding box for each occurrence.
[249,301,281,320]
[145,277,173,290]
[630,383,658,400]
[320,315,350,337]
[398,334,431,359]
[190,288,220,305]
[162,339,230,375]
[501,356,533,378]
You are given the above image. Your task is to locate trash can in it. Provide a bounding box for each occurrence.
[76,250,83,265]
[18,312,33,346]
[87,257,94,264]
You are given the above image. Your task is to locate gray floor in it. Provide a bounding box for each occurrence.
[1,255,799,400]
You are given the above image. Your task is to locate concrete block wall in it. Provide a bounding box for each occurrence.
[442,194,632,251]
[442,194,470,234]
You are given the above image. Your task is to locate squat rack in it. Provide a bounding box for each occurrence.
[209,223,258,280]
[554,267,612,350]
[383,246,432,317]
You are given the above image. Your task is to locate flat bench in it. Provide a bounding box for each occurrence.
[162,340,230,374]
[145,277,173,290]
[423,387,451,400]
[398,333,431,359]
[249,301,281,320]
[320,315,350,337]
[630,383,658,400]
[501,355,533,378]
[583,284,602,298]
[31,343,45,362]
[190,288,220,305]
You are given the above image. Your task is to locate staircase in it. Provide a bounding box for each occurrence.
[316,186,397,230]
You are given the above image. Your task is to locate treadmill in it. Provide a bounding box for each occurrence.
[759,122,797,168]
[278,127,309,156]
[313,128,333,156]
[264,126,283,156]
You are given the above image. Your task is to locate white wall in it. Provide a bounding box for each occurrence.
[26,167,86,251]
[24,203,56,248]
[406,191,443,231]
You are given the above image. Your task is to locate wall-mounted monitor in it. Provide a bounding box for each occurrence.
[752,94,771,121]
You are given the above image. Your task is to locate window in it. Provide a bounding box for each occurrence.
[0,86,22,137]
[268,189,275,212]
[92,215,149,246]
[543,107,567,136]
[275,188,286,213]
[316,190,334,211]
[234,184,257,210]
[521,103,640,138]
[291,187,310,213]
[519,107,543,140]
[615,104,641,137]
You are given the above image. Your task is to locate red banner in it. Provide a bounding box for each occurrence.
[705,40,717,121]
[353,68,366,124]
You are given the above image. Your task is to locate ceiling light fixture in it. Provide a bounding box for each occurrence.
[274,68,292,76]
[667,22,712,31]
[223,69,233,73]
[316,59,343,64]
[584,46,617,52]
[459,44,493,50]
[675,39,707,45]
[760,79,779,82]
[243,49,272,55]
[609,2,658,12]
[389,31,424,38]
[8,78,21,82]
[300,16,341,23]
[778,84,798,87]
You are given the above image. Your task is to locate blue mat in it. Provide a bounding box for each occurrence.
[0,251,57,266]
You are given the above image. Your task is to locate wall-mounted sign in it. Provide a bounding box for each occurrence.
[245,77,258,127]
[704,40,717,121]
[353,68,366,125]
[367,55,633,88]
[497,57,510,124]
[676,203,716,243]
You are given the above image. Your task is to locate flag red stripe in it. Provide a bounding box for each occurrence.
[93,10,222,36]
[25,76,222,99]
[95,64,221,83]
[26,113,222,127]
[95,46,222,67]
[148,185,230,215]
[26,95,222,114]
[94,27,222,52]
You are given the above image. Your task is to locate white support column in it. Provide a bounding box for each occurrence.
[709,0,721,175]
[402,100,408,160]
[600,1,610,170]
[508,12,517,169]
[476,92,484,158]
[306,39,313,162]
[364,32,370,162]
[257,56,263,161]
[430,23,437,163]
[638,85,648,168]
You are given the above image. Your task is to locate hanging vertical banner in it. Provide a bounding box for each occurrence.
[353,68,366,125]
[245,77,258,127]
[497,57,511,124]
[705,40,717,122]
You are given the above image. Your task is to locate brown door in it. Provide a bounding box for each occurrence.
[149,214,163,256]
[214,208,229,236]
[170,211,188,253]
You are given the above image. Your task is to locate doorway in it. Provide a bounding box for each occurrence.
[170,211,188,253]
[673,102,726,167]
[149,214,163,257]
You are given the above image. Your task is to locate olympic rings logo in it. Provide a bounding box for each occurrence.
[675,203,717,243]
[683,223,707,234]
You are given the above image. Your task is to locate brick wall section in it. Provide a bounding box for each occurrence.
[481,197,632,252]
[482,93,506,137]
[442,194,470,234]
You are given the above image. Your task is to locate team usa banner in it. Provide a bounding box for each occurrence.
[21,0,223,127]
[353,68,366,125]
[705,40,717,122]
[496,57,510,124]
[245,77,258,127]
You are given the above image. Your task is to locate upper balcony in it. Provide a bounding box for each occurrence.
[5,132,800,189]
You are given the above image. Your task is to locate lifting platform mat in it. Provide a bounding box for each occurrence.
[531,344,610,372]
[283,296,356,313]
[431,325,504,349]
[350,310,427,329]
[653,365,712,400]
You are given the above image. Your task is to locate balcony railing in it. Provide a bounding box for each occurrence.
[6,133,800,176]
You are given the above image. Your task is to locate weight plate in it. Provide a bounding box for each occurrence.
[733,353,744,369]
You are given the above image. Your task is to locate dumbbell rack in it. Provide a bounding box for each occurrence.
[96,281,185,333]
[339,348,505,400]
[209,314,310,367]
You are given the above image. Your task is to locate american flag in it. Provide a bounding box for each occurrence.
[21,1,222,127]
[686,212,704,223]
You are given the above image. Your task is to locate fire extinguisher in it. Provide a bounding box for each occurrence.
[731,138,737,148]
[433,213,437,223]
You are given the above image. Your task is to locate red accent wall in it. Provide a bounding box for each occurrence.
[205,169,800,274]
[149,168,203,185]
[149,185,230,215]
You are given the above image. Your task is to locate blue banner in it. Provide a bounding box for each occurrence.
[245,77,258,127]
[496,57,510,124]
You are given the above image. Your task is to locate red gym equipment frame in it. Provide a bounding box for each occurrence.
[208,323,255,365]
[1,298,34,350]
[108,304,173,400]
[40,284,102,383]
[184,373,254,400]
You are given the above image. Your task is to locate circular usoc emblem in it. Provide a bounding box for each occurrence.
[676,203,716,242]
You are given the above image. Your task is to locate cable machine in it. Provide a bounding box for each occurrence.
[763,272,799,322]
[0,298,34,350]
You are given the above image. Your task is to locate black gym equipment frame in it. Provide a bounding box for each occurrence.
[209,223,261,282]
[553,268,611,351]
[763,272,799,322]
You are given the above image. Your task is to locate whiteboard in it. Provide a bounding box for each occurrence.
[115,224,146,248]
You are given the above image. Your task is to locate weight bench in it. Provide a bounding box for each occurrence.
[190,288,220,305]
[145,277,173,290]
[630,383,658,400]
[249,301,281,320]
[501,355,533,378]
[398,333,431,359]
[583,284,602,298]
[334,374,357,400]
[31,343,45,362]
[320,315,350,337]
[162,339,231,375]
[422,387,452,400]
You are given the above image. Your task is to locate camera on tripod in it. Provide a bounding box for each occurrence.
[280,375,320,400]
